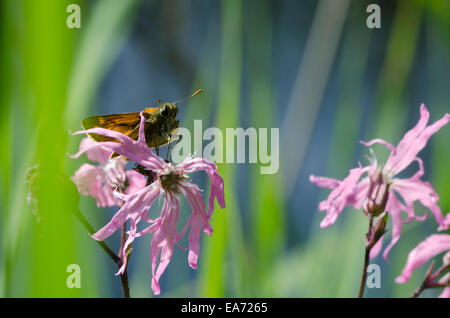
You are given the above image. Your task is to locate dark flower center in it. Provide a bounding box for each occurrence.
[160,171,186,193]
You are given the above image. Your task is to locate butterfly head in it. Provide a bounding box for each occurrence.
[159,103,178,118]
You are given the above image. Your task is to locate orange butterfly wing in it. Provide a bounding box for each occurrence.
[81,112,143,142]
[81,107,173,158]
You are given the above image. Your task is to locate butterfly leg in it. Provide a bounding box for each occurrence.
[166,138,171,161]
[175,134,183,145]
[153,139,159,156]
[169,134,183,162]
[164,132,172,162]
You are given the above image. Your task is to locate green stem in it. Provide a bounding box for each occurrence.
[358,213,374,298]
[411,262,450,298]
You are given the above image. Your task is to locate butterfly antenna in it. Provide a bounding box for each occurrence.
[173,89,203,104]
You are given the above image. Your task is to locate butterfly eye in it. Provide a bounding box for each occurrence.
[160,106,169,117]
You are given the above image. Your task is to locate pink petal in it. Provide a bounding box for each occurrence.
[117,215,140,275]
[318,165,370,228]
[71,163,101,195]
[177,156,216,173]
[385,105,450,175]
[309,175,341,189]
[76,125,141,147]
[150,194,179,295]
[71,163,116,207]
[93,184,117,207]
[317,200,328,211]
[438,287,450,298]
[205,169,225,217]
[384,104,429,173]
[136,219,161,237]
[137,111,148,144]
[178,182,213,269]
[393,178,447,230]
[444,213,450,228]
[179,157,225,216]
[411,157,425,179]
[92,182,160,241]
[382,193,406,260]
[316,178,370,213]
[186,218,202,269]
[92,205,129,241]
[346,178,370,210]
[370,236,383,259]
[442,251,450,266]
[125,170,147,195]
[395,234,450,283]
[360,138,396,153]
[72,138,164,172]
[80,137,112,164]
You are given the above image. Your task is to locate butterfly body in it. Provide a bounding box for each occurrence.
[82,102,179,156]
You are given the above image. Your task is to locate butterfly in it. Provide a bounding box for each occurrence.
[81,89,202,159]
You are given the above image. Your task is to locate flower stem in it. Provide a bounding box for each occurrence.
[411,261,435,298]
[358,213,374,298]
[411,282,426,298]
[358,245,371,298]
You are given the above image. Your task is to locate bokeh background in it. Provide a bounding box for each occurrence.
[0,0,449,297]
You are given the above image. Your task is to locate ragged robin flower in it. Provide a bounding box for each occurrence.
[310,104,449,259]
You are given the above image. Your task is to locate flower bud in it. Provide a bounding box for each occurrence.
[367,213,388,249]
[364,170,390,216]
[373,213,388,243]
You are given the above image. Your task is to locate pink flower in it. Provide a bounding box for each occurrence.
[71,137,146,207]
[395,234,450,298]
[310,104,450,259]
[71,113,225,295]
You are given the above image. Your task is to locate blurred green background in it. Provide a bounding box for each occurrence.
[0,0,449,297]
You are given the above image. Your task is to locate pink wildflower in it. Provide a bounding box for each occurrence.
[395,234,450,298]
[71,137,146,207]
[310,105,450,259]
[71,112,225,295]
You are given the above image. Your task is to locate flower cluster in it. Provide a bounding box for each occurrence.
[71,112,225,295]
[310,104,450,259]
